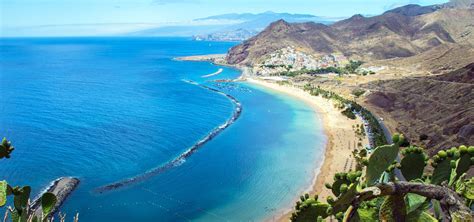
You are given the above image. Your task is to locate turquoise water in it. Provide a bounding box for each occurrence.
[0,37,326,221]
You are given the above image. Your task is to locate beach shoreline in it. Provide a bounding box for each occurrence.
[176,54,367,221]
[246,78,367,222]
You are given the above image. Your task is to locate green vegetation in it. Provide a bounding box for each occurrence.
[354,124,366,139]
[0,138,78,222]
[351,89,366,98]
[341,108,356,120]
[303,84,387,147]
[273,60,364,77]
[291,136,474,222]
[344,60,363,74]
[261,64,293,70]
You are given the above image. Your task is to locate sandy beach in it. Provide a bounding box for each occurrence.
[174,54,227,62]
[245,78,369,222]
[177,54,369,221]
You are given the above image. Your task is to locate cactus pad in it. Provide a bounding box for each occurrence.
[400,150,426,181]
[0,181,6,207]
[366,144,399,185]
[332,183,358,213]
[41,192,57,216]
[292,200,330,222]
[431,156,453,185]
[379,195,406,221]
[455,153,472,181]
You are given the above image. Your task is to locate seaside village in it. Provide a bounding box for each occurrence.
[249,47,382,153]
[253,46,349,76]
[250,46,386,79]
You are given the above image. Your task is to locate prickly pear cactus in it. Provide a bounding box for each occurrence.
[0,137,15,159]
[332,183,359,213]
[379,195,406,222]
[431,146,474,185]
[400,146,427,181]
[455,146,472,180]
[431,150,454,185]
[291,198,330,222]
[331,172,351,197]
[392,133,409,147]
[13,186,31,214]
[0,180,6,206]
[41,192,57,217]
[366,144,399,185]
[454,175,474,208]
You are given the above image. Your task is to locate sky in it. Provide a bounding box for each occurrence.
[0,0,449,36]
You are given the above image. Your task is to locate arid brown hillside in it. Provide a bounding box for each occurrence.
[371,43,474,75]
[362,64,474,155]
[226,4,474,67]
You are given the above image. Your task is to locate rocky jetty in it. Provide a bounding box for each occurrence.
[30,177,80,218]
[95,80,243,193]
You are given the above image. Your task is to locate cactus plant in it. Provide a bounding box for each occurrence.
[379,195,406,221]
[291,132,473,222]
[0,138,14,159]
[332,183,358,213]
[366,144,399,185]
[0,181,6,207]
[392,133,409,147]
[400,147,426,181]
[431,145,474,185]
[291,199,330,222]
[41,192,57,217]
[13,186,31,215]
[331,173,351,197]
[431,154,454,185]
[1,138,66,222]
[455,152,472,181]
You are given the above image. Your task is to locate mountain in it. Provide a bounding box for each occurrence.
[128,25,228,37]
[226,2,474,67]
[194,11,319,22]
[445,0,474,8]
[383,4,442,16]
[363,63,474,154]
[194,11,337,41]
[128,11,339,41]
[226,0,474,155]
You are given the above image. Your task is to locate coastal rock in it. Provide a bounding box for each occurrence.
[30,177,80,219]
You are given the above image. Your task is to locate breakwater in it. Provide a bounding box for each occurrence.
[202,68,224,78]
[94,80,242,193]
[30,177,80,218]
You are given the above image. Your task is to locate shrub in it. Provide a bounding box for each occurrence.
[341,108,356,119]
[351,89,366,98]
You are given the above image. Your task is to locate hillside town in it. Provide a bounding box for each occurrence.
[252,47,350,75]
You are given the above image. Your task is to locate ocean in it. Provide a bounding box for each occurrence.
[0,37,326,221]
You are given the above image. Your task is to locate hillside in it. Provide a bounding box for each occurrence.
[362,64,474,154]
[226,3,474,70]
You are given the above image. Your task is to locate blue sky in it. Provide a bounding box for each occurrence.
[1,0,449,36]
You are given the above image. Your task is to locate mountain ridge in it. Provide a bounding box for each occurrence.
[226,2,474,69]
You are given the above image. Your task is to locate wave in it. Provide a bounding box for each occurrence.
[201,68,223,78]
[94,80,242,194]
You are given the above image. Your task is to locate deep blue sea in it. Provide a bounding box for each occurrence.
[0,37,326,221]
